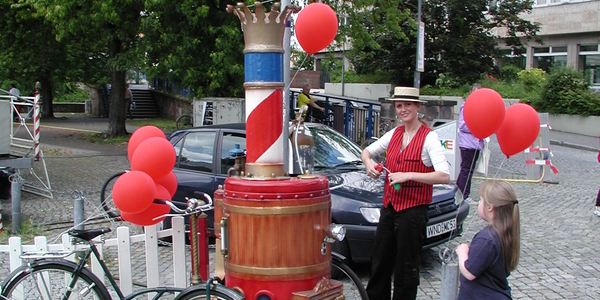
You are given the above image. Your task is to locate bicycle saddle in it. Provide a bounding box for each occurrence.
[68,227,112,241]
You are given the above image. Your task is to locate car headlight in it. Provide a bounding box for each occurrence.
[360,207,381,223]
[454,188,464,206]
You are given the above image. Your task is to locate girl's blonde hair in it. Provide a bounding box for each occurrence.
[479,180,520,272]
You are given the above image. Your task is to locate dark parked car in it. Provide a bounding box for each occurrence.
[166,123,469,263]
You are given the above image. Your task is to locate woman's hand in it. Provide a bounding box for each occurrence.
[367,165,381,179]
[388,172,411,186]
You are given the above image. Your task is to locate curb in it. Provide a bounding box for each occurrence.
[550,139,600,152]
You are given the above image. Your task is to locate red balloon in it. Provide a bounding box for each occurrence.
[113,171,156,214]
[463,88,506,139]
[121,184,172,226]
[496,103,540,158]
[295,3,338,54]
[131,137,176,180]
[154,171,178,197]
[127,126,166,162]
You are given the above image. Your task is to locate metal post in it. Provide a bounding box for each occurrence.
[189,213,201,285]
[413,0,422,88]
[10,173,21,233]
[282,0,291,174]
[341,45,345,96]
[439,247,459,300]
[73,191,84,230]
[440,262,459,300]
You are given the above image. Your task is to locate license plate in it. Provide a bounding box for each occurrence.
[426,219,457,238]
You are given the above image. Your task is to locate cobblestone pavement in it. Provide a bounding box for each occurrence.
[1,116,599,299]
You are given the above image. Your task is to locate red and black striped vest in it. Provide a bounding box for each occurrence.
[383,124,435,211]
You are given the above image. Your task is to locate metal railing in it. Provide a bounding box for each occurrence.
[289,90,384,145]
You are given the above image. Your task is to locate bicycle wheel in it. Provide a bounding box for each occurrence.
[332,256,369,300]
[1,260,111,300]
[176,284,244,300]
[101,171,125,219]
[176,114,193,130]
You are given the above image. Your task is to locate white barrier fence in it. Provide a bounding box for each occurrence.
[0,217,188,295]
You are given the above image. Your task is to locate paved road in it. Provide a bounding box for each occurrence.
[1,114,599,299]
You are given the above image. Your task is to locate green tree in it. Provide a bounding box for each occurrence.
[141,0,244,98]
[0,0,99,118]
[27,0,144,136]
[338,0,539,86]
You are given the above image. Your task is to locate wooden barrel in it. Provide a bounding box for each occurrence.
[214,188,224,239]
[223,175,331,299]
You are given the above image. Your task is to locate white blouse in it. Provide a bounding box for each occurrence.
[366,126,450,174]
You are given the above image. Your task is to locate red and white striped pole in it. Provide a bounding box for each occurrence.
[34,93,41,160]
[229,2,299,178]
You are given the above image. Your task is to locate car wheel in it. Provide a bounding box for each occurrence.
[331,239,352,278]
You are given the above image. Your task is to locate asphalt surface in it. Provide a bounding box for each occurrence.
[1,113,599,299]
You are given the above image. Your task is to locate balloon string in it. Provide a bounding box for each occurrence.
[457,156,506,246]
[284,54,309,93]
[442,147,480,249]
[442,147,508,257]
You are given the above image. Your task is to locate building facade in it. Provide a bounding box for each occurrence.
[501,0,600,86]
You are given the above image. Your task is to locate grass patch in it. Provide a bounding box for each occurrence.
[54,87,89,103]
[77,118,177,145]
[128,118,178,132]
[0,218,44,244]
[79,133,130,145]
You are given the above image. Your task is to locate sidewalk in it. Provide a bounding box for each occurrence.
[549,130,599,152]
[41,113,600,153]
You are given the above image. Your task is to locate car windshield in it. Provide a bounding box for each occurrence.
[309,125,363,169]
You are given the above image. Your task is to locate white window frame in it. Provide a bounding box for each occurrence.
[534,0,592,8]
[533,46,568,57]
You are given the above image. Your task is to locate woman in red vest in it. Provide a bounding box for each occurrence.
[361,86,450,300]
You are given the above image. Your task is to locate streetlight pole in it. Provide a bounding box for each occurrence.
[413,0,422,88]
[282,0,291,173]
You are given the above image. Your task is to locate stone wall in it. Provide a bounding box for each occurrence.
[290,70,320,89]
[150,90,192,120]
[52,103,85,113]
[549,114,600,138]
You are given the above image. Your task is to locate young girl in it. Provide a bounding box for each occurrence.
[456,180,520,299]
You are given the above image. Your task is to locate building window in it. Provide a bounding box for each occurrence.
[498,48,526,69]
[533,46,568,72]
[579,44,600,86]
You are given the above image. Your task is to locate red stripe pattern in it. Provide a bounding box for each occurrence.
[383,125,434,211]
[34,93,40,159]
[246,89,283,163]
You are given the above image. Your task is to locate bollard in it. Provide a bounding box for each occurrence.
[73,191,85,230]
[440,247,459,300]
[10,174,22,234]
[0,201,3,233]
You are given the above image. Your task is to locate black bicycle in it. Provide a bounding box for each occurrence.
[0,196,245,300]
[100,171,126,219]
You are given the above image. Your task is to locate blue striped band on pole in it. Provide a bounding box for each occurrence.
[245,53,284,83]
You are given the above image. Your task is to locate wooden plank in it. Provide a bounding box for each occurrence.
[144,225,159,300]
[117,227,133,295]
[172,217,187,288]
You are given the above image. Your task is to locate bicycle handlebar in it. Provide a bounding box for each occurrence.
[152,192,214,220]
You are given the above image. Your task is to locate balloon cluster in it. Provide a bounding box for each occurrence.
[114,126,177,226]
[463,88,541,158]
[295,3,338,54]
